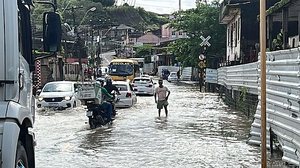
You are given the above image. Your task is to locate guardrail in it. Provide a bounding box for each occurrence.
[217,48,300,166]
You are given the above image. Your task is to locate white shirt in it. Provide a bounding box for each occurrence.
[155,86,169,101]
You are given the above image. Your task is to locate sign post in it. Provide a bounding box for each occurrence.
[199,36,210,92]
[198,55,206,92]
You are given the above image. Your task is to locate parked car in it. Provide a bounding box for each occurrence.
[167,72,178,82]
[113,81,137,108]
[37,81,80,109]
[132,77,156,95]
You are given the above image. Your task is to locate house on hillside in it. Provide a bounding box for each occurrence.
[219,0,278,65]
[266,0,300,50]
[161,23,187,41]
[137,32,160,46]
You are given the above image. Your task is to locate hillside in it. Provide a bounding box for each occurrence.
[106,6,168,31]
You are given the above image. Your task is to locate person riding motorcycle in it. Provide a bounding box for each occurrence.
[95,79,114,122]
[103,78,121,115]
[104,78,121,96]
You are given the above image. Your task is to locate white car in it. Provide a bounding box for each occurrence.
[37,81,80,109]
[113,81,137,108]
[132,77,156,95]
[167,72,178,82]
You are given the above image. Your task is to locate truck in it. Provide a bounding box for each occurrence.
[0,0,61,167]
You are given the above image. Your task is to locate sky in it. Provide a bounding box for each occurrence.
[116,0,197,14]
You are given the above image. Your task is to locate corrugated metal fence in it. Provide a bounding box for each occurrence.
[217,48,300,166]
[218,62,259,95]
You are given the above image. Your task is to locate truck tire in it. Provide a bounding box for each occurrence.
[89,117,96,129]
[16,141,28,168]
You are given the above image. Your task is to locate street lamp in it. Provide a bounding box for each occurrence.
[75,6,96,82]
[97,26,113,66]
[79,7,97,26]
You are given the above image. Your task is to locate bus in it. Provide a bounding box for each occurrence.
[108,59,140,81]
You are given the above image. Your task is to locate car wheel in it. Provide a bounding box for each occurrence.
[89,117,96,129]
[73,101,77,108]
[15,141,28,168]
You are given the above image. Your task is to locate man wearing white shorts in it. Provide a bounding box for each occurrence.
[154,79,171,117]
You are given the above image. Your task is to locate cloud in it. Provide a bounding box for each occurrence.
[117,0,196,14]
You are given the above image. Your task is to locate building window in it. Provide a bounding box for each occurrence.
[231,25,233,47]
[172,31,176,36]
[238,18,241,41]
[235,21,237,47]
[179,31,183,35]
[227,28,230,46]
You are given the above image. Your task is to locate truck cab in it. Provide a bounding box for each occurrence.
[0,0,61,167]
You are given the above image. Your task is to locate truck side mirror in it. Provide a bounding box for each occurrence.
[43,12,62,52]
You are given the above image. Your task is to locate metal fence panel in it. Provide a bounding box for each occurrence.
[218,62,259,94]
[205,68,218,84]
[249,48,300,166]
[218,48,300,166]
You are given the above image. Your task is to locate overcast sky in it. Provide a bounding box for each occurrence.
[116,0,196,14]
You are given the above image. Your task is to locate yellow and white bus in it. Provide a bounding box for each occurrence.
[108,59,140,81]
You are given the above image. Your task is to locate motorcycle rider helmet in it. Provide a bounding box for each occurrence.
[106,77,112,85]
[96,77,105,86]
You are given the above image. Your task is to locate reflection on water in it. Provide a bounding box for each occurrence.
[35,82,287,168]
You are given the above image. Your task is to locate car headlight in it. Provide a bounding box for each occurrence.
[64,96,71,101]
[38,97,43,102]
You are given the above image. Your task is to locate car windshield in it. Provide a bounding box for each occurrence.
[42,83,73,92]
[133,78,150,83]
[109,64,133,75]
[114,84,128,91]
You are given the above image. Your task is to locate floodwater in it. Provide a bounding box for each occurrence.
[34,81,287,168]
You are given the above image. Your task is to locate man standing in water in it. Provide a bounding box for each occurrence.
[154,79,171,117]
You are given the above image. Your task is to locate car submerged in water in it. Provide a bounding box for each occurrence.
[167,72,178,82]
[37,81,80,109]
[113,81,137,108]
[132,76,156,95]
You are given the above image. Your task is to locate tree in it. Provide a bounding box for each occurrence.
[91,0,115,7]
[168,3,226,68]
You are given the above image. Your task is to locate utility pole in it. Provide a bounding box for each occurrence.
[260,0,267,166]
[179,0,182,11]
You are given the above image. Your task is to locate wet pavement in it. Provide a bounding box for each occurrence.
[34,81,287,168]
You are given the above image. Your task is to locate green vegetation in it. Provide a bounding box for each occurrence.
[32,0,167,31]
[168,3,226,68]
[106,6,168,31]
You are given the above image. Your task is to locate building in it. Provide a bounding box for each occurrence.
[220,0,261,65]
[137,32,160,46]
[266,0,300,50]
[219,0,280,65]
[161,23,187,41]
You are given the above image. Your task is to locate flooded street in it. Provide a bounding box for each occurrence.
[34,81,282,168]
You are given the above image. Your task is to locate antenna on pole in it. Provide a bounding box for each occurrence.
[179,0,182,11]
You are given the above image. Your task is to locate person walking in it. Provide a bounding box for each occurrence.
[154,79,171,117]
[177,70,180,82]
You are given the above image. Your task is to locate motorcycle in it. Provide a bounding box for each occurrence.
[85,95,120,129]
[78,82,120,129]
[85,101,112,129]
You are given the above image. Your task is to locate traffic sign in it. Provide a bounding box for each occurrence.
[199,54,205,60]
[200,35,211,47]
[198,61,206,69]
